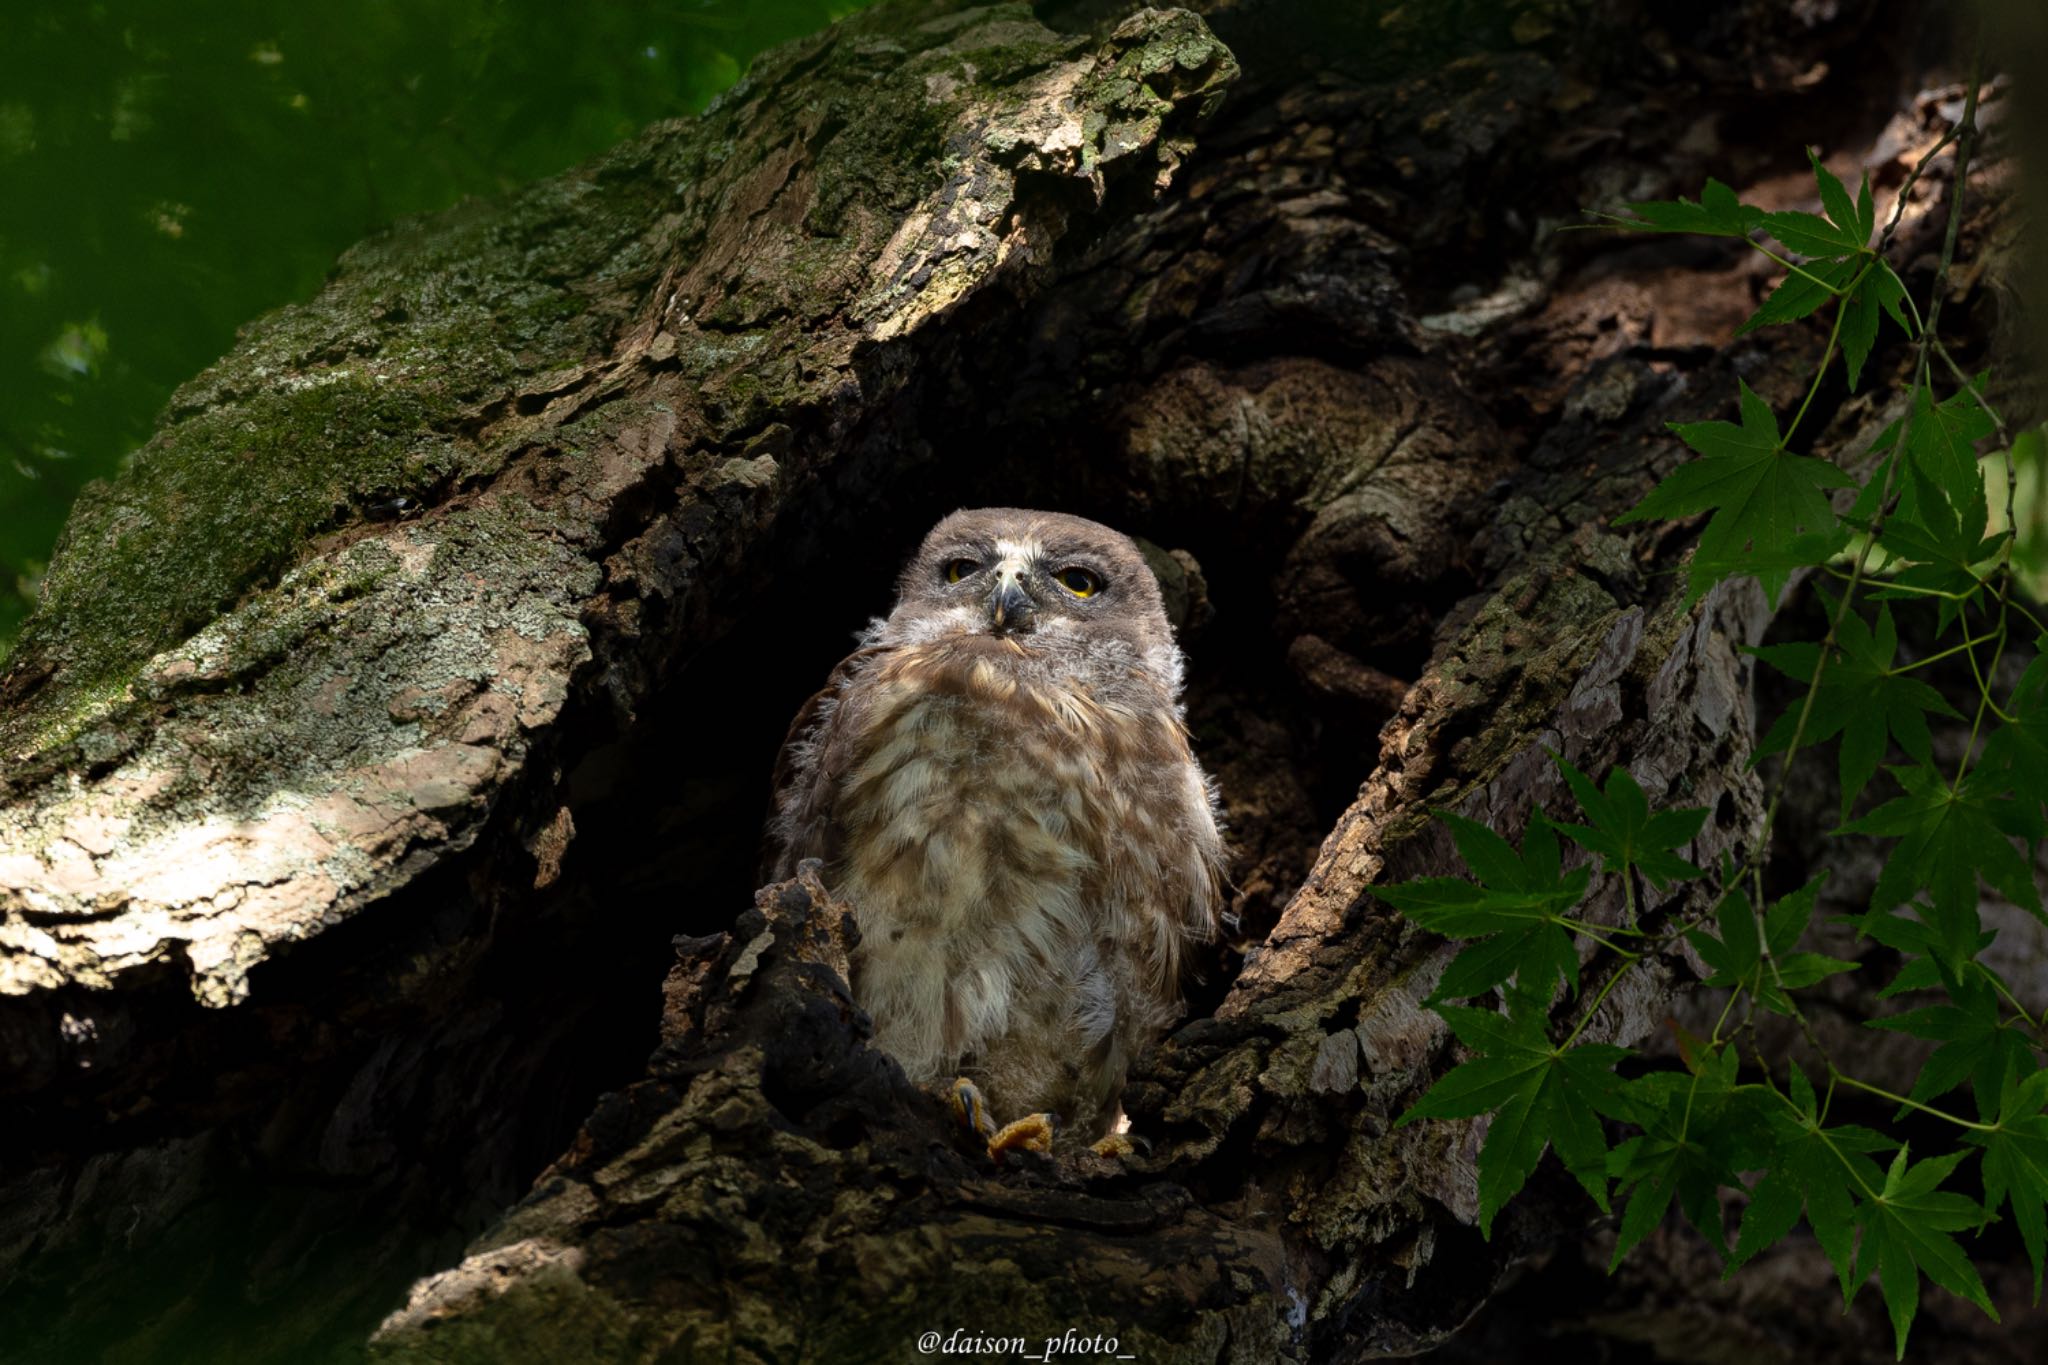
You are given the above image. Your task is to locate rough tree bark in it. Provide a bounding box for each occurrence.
[0,1,2036,1362]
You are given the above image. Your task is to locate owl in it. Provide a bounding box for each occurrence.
[764,508,1226,1148]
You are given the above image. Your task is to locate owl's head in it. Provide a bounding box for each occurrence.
[870,508,1183,692]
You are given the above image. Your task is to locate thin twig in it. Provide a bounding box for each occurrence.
[1919,61,1986,393]
[1876,122,1958,256]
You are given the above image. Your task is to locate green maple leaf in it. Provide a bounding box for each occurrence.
[1905,379,1997,494]
[1688,880,1855,1015]
[1732,157,1898,386]
[1750,597,1963,818]
[1838,257,1909,392]
[1862,906,2010,1004]
[1764,884,1862,1006]
[1607,1050,1774,1266]
[1869,973,2036,1120]
[1850,384,2000,632]
[1859,912,2031,1055]
[1685,526,1851,590]
[1969,1070,2048,1300]
[1689,887,1762,984]
[1846,765,2042,975]
[1849,160,1878,244]
[1805,148,1874,249]
[1850,385,1992,519]
[1979,650,2048,809]
[1878,955,1940,998]
[1396,1003,1629,1235]
[1855,1146,1999,1358]
[1732,1066,1892,1298]
[1868,454,1998,633]
[1606,178,1764,238]
[1427,925,1580,1006]
[1760,207,1865,257]
[1737,256,1857,336]
[1552,754,1708,892]
[1617,379,1854,604]
[1377,809,1590,1006]
[1880,461,1993,568]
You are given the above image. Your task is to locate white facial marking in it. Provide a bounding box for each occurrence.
[993,537,1041,566]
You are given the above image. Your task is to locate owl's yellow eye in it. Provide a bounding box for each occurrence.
[944,558,980,584]
[1055,567,1101,598]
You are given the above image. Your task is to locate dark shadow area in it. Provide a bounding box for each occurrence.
[0,847,676,1364]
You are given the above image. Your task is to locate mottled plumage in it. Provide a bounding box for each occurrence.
[765,508,1226,1140]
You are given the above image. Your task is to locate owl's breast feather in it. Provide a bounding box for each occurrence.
[829,641,1182,1073]
[853,639,1154,791]
[843,642,1116,863]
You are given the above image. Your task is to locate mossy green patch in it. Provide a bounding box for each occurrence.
[1,130,677,756]
[30,377,458,682]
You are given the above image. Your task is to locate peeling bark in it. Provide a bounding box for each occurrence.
[0,0,2034,1361]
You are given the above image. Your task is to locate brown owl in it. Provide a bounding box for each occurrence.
[764,508,1226,1147]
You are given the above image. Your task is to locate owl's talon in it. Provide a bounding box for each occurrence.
[1088,1133,1137,1159]
[950,1077,997,1141]
[988,1112,1056,1160]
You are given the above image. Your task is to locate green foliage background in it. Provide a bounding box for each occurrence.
[0,0,876,656]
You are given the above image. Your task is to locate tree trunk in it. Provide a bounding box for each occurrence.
[0,1,2032,1362]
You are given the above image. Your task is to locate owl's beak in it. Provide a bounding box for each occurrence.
[988,564,1036,635]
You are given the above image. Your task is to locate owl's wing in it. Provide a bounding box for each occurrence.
[1144,721,1232,989]
[760,645,887,884]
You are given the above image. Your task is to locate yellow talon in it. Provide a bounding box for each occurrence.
[988,1112,1056,1160]
[1088,1133,1136,1159]
[948,1079,1055,1160]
